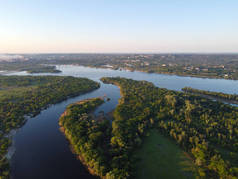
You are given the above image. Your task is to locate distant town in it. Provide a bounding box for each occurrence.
[1,53,238,80]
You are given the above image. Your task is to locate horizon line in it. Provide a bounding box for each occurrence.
[1,52,238,55]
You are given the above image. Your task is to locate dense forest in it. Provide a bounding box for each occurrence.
[182,87,238,104]
[101,77,238,178]
[0,76,100,179]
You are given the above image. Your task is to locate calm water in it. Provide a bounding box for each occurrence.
[9,65,238,179]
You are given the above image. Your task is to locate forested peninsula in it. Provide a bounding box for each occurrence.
[0,62,61,74]
[182,87,238,104]
[102,78,238,178]
[101,77,238,178]
[59,98,109,177]
[0,76,100,179]
[59,77,238,178]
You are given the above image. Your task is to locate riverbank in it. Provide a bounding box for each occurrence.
[0,76,100,179]
[59,124,101,178]
[182,87,238,105]
[4,129,17,160]
[69,64,238,81]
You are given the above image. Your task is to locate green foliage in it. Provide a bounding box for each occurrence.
[183,87,238,103]
[59,98,111,177]
[0,62,61,74]
[0,76,100,178]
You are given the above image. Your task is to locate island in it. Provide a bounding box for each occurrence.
[0,76,100,179]
[26,66,61,74]
[0,62,61,74]
[59,98,111,177]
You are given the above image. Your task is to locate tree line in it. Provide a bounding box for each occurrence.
[183,87,238,103]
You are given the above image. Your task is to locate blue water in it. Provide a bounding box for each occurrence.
[9,65,238,179]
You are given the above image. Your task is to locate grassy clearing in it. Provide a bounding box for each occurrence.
[134,129,197,179]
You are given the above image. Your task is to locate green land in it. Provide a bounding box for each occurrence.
[135,129,195,179]
[61,77,238,179]
[0,62,61,74]
[101,77,238,179]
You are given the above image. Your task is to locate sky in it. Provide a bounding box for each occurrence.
[0,0,238,53]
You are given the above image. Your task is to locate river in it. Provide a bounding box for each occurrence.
[8,65,238,179]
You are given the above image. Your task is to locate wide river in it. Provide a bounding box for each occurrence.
[8,65,238,179]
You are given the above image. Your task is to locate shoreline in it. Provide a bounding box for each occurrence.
[59,108,105,178]
[182,91,238,106]
[4,129,17,160]
[59,125,101,178]
[2,84,100,178]
[56,64,238,81]
[4,116,30,160]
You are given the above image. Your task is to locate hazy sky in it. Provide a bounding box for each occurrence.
[0,0,238,53]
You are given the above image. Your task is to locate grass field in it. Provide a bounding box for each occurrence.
[134,129,197,179]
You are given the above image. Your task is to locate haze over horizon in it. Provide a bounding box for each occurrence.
[0,0,238,53]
